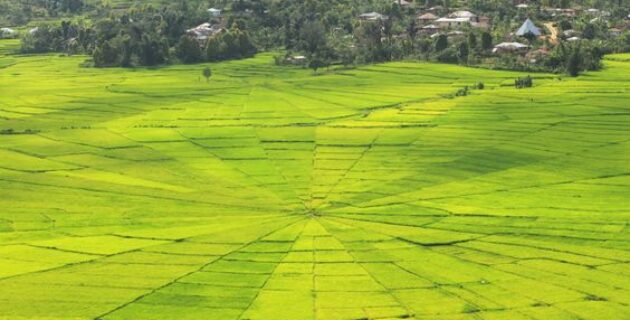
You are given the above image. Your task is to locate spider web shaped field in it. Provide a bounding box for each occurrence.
[0,52,629,320]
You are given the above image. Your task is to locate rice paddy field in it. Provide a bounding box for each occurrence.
[0,41,629,319]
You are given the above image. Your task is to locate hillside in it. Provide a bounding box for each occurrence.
[0,47,628,319]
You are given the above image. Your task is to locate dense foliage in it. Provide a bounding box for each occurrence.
[0,0,86,26]
[9,0,630,73]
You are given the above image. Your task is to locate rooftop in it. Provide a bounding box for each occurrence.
[516,18,541,36]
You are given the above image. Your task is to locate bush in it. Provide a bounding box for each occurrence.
[515,75,533,88]
[455,86,469,96]
[437,47,458,63]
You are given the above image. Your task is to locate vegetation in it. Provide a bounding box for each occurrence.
[202,66,212,82]
[17,2,256,67]
[8,0,628,74]
[515,75,534,88]
[0,47,628,319]
[0,1,629,318]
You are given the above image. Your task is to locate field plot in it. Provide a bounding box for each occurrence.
[0,46,629,319]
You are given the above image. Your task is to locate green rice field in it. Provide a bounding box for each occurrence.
[0,43,629,319]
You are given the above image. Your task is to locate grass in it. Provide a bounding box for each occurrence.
[0,41,629,319]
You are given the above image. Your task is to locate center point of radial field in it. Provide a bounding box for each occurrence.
[306,209,321,217]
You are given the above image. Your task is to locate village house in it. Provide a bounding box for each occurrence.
[425,6,444,14]
[417,13,438,25]
[286,55,306,65]
[493,42,529,54]
[609,28,622,37]
[392,0,412,7]
[449,11,477,20]
[359,12,388,21]
[0,27,17,38]
[563,29,578,37]
[435,17,471,29]
[448,30,465,38]
[584,8,610,16]
[435,10,490,29]
[208,8,222,18]
[420,24,439,35]
[186,23,225,42]
[475,16,492,29]
[543,8,577,17]
[515,18,542,37]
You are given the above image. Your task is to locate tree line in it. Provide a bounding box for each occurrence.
[0,0,85,26]
[20,3,257,67]
[13,0,630,75]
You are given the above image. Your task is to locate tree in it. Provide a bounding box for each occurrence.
[522,31,537,43]
[406,20,418,53]
[202,67,212,82]
[119,35,133,68]
[137,33,169,66]
[355,22,385,62]
[559,19,572,31]
[582,23,596,40]
[481,32,493,51]
[300,21,326,56]
[235,28,257,57]
[515,76,533,88]
[93,40,120,67]
[61,0,84,13]
[566,46,581,77]
[339,47,356,67]
[221,31,241,58]
[206,36,221,61]
[467,32,477,50]
[435,34,448,52]
[308,56,326,74]
[458,42,469,63]
[175,35,203,63]
[437,47,458,63]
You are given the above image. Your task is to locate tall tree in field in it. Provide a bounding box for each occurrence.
[202,67,212,82]
[308,55,326,74]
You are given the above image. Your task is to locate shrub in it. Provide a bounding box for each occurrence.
[437,47,458,63]
[515,75,533,88]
